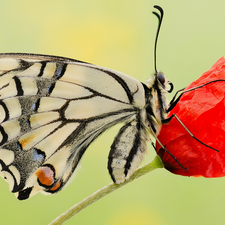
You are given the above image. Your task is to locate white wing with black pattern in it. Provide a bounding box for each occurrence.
[0,53,154,200]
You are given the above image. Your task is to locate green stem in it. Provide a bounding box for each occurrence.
[49,155,164,225]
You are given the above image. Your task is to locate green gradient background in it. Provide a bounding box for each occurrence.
[0,0,225,224]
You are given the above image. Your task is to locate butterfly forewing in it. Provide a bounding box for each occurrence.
[0,53,152,200]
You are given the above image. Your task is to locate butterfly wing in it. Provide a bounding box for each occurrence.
[0,53,147,199]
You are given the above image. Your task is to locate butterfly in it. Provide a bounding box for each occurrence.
[0,6,172,200]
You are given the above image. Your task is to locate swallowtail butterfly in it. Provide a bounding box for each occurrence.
[0,6,172,200]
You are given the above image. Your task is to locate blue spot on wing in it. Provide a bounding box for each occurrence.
[32,148,46,163]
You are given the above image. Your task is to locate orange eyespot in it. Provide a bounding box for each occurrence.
[35,166,54,186]
[50,181,61,191]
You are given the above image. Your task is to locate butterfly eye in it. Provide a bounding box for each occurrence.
[157,72,166,84]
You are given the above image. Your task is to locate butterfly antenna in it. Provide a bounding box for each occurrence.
[152,5,164,74]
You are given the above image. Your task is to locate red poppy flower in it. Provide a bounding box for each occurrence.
[156,57,225,177]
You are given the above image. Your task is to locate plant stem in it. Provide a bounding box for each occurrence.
[49,155,164,225]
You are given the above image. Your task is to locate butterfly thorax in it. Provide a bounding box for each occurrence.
[143,72,172,135]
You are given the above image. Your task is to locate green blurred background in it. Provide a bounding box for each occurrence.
[0,0,225,224]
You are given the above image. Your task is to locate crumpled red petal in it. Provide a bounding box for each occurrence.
[156,57,225,177]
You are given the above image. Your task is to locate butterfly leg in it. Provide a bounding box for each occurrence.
[167,80,225,113]
[162,114,218,152]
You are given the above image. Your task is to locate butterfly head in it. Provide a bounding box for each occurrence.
[156,71,173,93]
[146,70,173,94]
[142,6,174,126]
